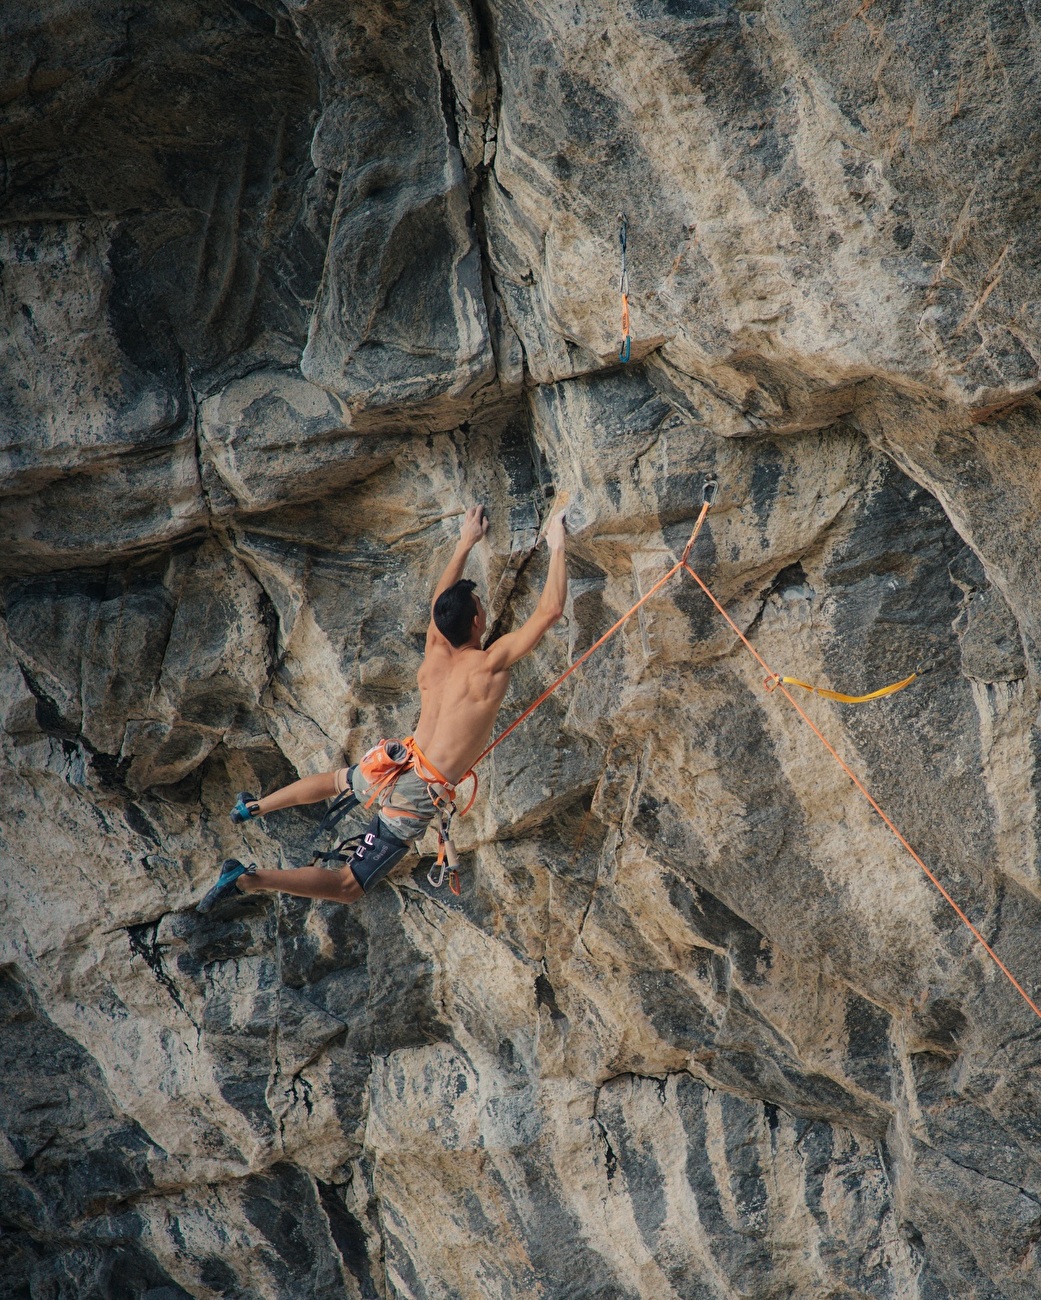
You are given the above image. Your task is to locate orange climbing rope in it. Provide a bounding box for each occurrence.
[472,482,1041,1023]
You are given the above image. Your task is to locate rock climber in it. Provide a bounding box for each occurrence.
[197,505,568,912]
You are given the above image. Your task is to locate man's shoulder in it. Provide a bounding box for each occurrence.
[460,645,498,672]
[422,644,501,676]
[421,641,475,669]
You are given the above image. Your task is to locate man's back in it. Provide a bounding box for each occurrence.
[413,640,511,783]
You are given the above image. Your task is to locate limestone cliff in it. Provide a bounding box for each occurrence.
[3,2,1041,1296]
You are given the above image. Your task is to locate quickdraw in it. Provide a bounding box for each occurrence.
[618,213,631,363]
[426,813,462,896]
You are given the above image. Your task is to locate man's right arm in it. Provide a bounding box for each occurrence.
[483,511,567,671]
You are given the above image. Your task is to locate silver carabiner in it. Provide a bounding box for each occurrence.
[702,477,718,506]
[427,812,458,889]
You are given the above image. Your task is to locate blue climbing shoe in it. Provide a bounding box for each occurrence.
[230,792,260,824]
[197,859,255,914]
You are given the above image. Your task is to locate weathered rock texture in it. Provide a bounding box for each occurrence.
[3,2,1041,1296]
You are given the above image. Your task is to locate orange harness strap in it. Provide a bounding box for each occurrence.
[404,737,478,817]
[402,737,475,895]
[359,760,407,812]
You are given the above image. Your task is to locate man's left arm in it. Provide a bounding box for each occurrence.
[426,506,489,646]
[431,506,488,606]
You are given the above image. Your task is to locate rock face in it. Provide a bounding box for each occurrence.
[4,2,1041,1296]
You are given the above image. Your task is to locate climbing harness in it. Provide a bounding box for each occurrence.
[315,737,476,895]
[618,213,631,363]
[308,740,415,869]
[467,476,1041,1024]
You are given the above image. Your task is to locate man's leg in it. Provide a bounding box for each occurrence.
[232,770,358,825]
[235,816,410,905]
[238,862,365,905]
[248,771,342,816]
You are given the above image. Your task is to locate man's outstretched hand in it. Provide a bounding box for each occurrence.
[545,509,567,552]
[432,506,489,612]
[459,504,489,549]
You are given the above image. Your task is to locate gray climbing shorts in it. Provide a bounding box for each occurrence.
[334,756,438,842]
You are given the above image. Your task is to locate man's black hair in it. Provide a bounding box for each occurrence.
[434,579,479,647]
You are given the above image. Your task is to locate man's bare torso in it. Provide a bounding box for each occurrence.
[412,641,510,783]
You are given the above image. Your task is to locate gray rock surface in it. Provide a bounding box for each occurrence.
[3,2,1041,1296]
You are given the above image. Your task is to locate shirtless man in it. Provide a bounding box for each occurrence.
[197,505,567,912]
